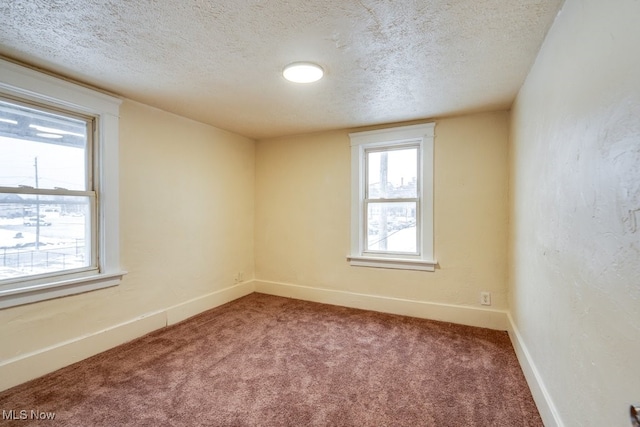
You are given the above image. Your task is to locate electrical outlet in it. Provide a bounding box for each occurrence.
[480,291,492,306]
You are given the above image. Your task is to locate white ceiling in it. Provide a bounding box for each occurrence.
[0,0,563,140]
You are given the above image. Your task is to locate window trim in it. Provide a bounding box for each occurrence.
[348,123,436,271]
[0,58,125,309]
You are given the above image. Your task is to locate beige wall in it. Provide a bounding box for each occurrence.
[255,111,509,312]
[0,100,255,387]
[120,100,255,308]
[509,0,640,425]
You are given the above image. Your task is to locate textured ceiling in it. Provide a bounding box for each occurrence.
[0,0,563,140]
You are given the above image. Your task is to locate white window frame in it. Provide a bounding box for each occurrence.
[348,123,436,271]
[0,58,125,309]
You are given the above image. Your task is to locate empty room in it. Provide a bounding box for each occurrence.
[0,0,638,426]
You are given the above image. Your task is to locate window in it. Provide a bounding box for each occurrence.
[348,123,436,271]
[0,58,124,308]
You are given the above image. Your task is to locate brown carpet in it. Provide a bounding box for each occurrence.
[0,293,542,426]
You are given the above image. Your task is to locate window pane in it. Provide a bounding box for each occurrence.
[367,147,417,199]
[366,202,417,253]
[0,193,93,281]
[0,99,88,191]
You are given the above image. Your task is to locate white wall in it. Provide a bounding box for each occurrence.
[0,99,256,390]
[509,0,640,425]
[255,112,510,328]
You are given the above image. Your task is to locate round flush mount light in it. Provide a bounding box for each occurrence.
[282,62,324,83]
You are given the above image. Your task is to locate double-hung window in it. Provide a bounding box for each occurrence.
[348,123,436,271]
[0,58,123,308]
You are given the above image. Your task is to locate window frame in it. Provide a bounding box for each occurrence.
[0,58,125,309]
[363,143,421,256]
[0,95,99,282]
[348,123,436,271]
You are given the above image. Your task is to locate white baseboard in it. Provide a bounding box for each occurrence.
[254,279,509,330]
[166,281,254,325]
[0,281,255,392]
[507,313,563,427]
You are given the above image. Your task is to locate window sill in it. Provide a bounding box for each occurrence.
[347,255,437,272]
[0,271,126,309]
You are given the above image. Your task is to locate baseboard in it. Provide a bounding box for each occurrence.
[507,313,564,427]
[254,279,509,330]
[166,280,254,325]
[0,281,255,392]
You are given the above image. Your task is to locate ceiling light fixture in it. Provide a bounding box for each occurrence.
[283,62,324,83]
